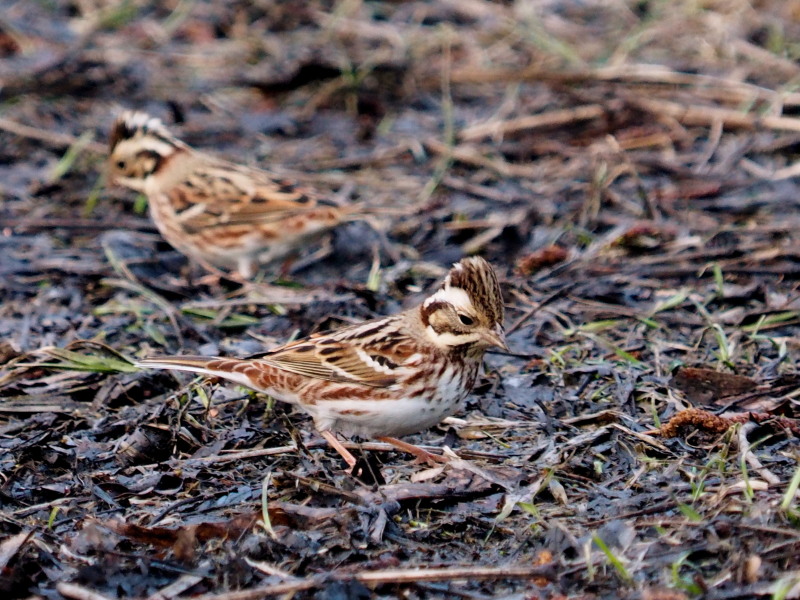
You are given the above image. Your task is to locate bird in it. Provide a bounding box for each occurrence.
[136,256,507,469]
[107,110,352,280]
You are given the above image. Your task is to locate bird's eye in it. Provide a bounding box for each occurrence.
[458,314,474,326]
[116,160,126,169]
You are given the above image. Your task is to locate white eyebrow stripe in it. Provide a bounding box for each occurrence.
[423,286,473,311]
[114,137,176,162]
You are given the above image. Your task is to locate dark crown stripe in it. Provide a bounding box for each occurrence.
[109,112,179,152]
[445,257,504,325]
[109,119,135,151]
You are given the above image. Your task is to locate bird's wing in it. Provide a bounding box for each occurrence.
[168,159,341,231]
[259,319,416,388]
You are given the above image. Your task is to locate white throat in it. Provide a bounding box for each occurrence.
[425,326,481,349]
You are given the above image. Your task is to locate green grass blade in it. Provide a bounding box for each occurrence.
[592,533,632,583]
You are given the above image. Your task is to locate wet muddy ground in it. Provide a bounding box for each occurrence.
[2,2,800,599]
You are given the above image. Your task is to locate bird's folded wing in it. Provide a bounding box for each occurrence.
[172,163,328,230]
[259,338,405,388]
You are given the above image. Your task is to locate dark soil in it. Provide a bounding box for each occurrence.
[2,2,800,599]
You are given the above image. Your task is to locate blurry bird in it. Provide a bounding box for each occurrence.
[108,111,358,279]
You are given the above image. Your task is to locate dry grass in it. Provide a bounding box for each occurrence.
[1,1,800,598]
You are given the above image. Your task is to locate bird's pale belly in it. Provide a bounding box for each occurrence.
[313,394,464,438]
[309,362,478,438]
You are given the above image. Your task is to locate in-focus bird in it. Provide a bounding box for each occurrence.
[137,257,507,469]
[107,111,351,279]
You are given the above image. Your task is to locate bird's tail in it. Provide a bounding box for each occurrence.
[136,356,260,390]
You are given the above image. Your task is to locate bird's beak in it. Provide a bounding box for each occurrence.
[482,324,509,351]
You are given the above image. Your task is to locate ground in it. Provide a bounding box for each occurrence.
[1,1,800,599]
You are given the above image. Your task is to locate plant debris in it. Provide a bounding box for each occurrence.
[2,1,800,599]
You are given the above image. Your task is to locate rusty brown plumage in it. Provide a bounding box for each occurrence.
[137,257,507,470]
[107,111,351,279]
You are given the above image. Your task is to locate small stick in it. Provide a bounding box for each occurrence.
[56,583,115,600]
[183,564,556,600]
[505,285,573,336]
[460,104,605,141]
[737,423,781,486]
[147,572,205,600]
[0,117,107,153]
[629,97,800,133]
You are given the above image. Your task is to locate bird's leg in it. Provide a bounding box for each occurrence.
[320,430,358,470]
[287,238,334,275]
[190,257,248,288]
[376,436,449,466]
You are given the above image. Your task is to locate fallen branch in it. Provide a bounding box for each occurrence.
[0,117,106,153]
[628,97,800,133]
[446,64,800,107]
[183,564,557,600]
[460,104,606,141]
[57,583,115,600]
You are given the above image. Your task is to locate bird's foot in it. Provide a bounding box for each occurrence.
[376,436,448,467]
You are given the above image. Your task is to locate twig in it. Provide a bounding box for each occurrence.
[737,422,781,486]
[292,475,369,507]
[0,531,31,570]
[180,580,316,600]
[441,175,518,203]
[176,438,508,469]
[182,564,557,600]
[629,96,800,133]
[506,285,573,336]
[423,137,537,178]
[147,570,206,600]
[610,423,672,453]
[354,564,556,584]
[182,444,300,465]
[56,583,115,600]
[0,117,107,153]
[460,104,606,141]
[445,64,800,107]
[740,157,800,181]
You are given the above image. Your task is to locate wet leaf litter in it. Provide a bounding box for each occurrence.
[2,2,800,598]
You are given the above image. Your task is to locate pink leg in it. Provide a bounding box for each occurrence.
[377,436,448,465]
[193,261,247,286]
[320,430,357,469]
